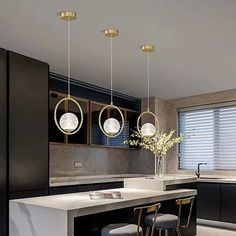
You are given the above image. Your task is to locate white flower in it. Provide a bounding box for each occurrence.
[124,130,184,157]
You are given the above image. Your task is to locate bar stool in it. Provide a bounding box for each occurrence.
[101,203,161,236]
[145,196,195,236]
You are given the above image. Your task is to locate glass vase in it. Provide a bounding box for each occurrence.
[155,155,164,178]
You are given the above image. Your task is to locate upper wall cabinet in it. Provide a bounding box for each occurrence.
[8,52,49,193]
[49,91,139,148]
[49,91,89,145]
[49,73,141,148]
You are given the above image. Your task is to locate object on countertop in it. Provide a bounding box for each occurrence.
[89,191,123,200]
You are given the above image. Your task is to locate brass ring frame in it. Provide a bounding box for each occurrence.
[137,111,160,137]
[98,104,125,138]
[54,97,84,135]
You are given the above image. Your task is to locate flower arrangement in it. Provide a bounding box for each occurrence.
[125,129,183,177]
[125,129,184,157]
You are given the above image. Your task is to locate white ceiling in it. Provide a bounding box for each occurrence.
[1,0,236,99]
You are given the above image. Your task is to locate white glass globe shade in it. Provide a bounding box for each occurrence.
[141,122,156,137]
[103,118,120,136]
[59,112,79,132]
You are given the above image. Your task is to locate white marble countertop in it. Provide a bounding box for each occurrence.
[197,175,236,184]
[50,173,236,187]
[10,188,197,236]
[50,174,151,187]
[10,188,197,213]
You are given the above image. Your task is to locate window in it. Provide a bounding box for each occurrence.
[178,103,236,170]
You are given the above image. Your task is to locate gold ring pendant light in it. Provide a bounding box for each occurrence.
[54,11,84,135]
[137,45,160,138]
[98,29,125,138]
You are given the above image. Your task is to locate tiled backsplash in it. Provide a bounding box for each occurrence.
[50,143,154,177]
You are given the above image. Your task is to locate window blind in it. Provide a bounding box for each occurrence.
[178,104,236,170]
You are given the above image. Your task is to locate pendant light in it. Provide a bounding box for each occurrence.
[54,11,83,135]
[98,29,124,138]
[137,45,159,137]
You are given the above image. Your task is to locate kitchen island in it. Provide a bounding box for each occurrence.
[10,188,197,236]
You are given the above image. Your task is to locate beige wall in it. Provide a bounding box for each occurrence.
[165,89,236,176]
[139,97,170,174]
[142,97,169,132]
[50,143,155,177]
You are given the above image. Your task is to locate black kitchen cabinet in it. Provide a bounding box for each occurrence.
[49,182,124,195]
[8,52,49,193]
[0,50,49,236]
[9,189,49,200]
[49,185,78,195]
[77,182,123,192]
[221,184,236,223]
[0,49,7,236]
[0,193,7,236]
[0,49,7,194]
[197,182,221,221]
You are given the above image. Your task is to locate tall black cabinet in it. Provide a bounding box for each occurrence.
[8,52,49,198]
[0,49,49,236]
[0,48,7,236]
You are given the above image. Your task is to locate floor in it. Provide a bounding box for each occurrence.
[197,225,236,236]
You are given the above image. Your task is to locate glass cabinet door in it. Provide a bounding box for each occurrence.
[108,107,127,147]
[67,97,88,144]
[90,102,109,146]
[91,101,134,148]
[126,110,140,148]
[49,92,65,143]
[50,92,139,148]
